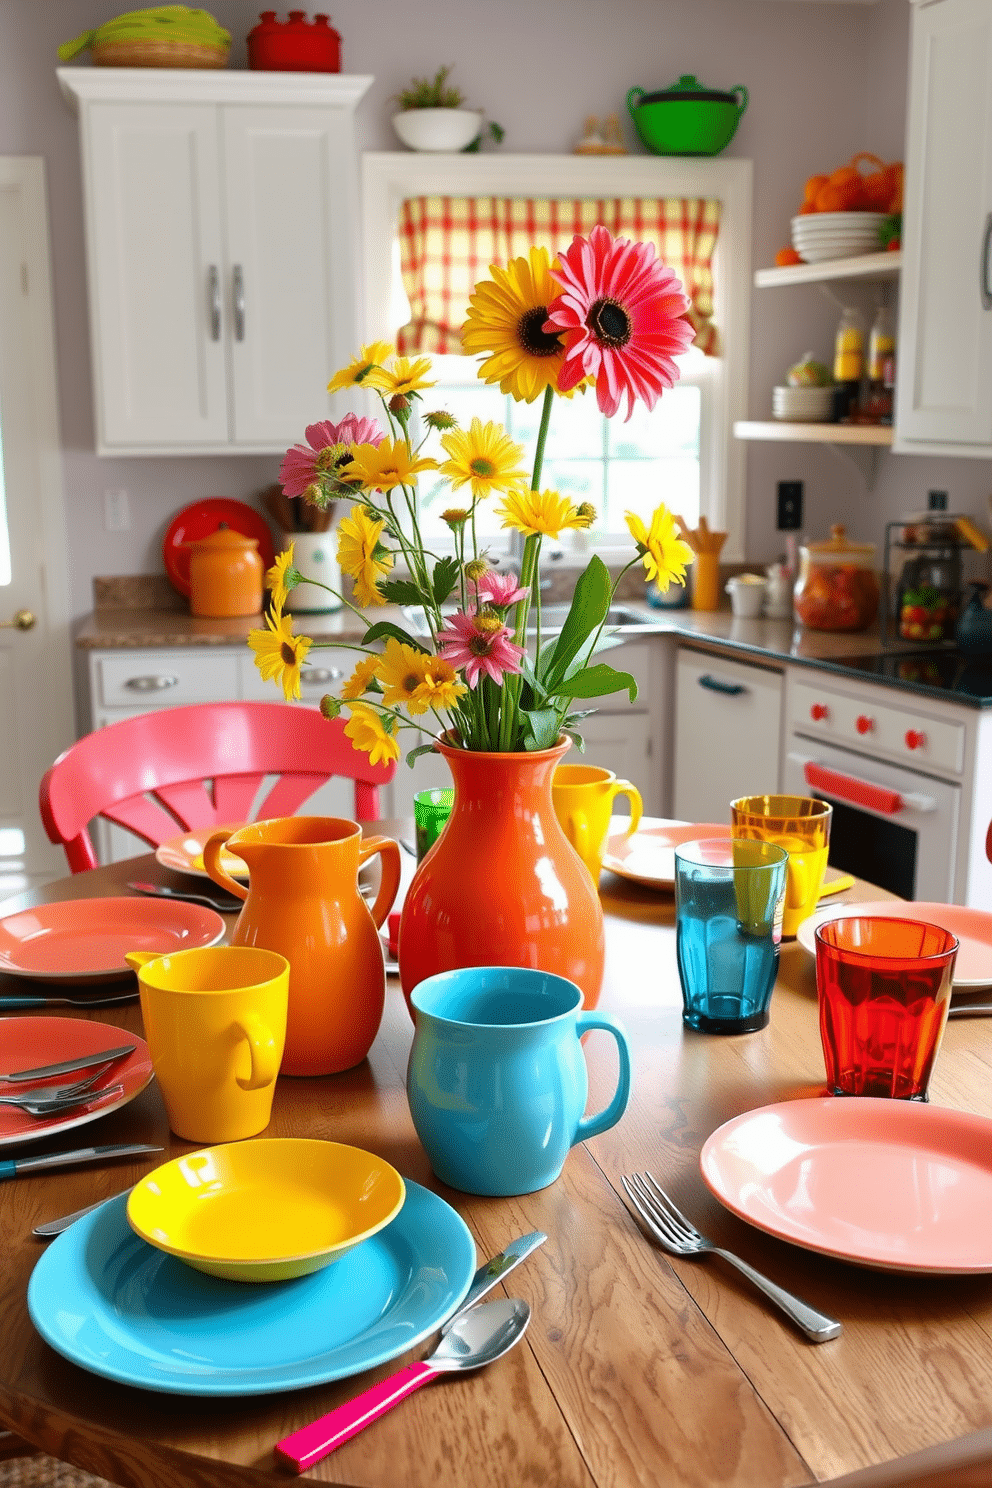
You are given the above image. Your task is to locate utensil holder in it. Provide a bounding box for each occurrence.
[692,553,720,611]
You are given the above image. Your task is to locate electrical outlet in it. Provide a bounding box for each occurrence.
[776,481,803,531]
[103,488,130,532]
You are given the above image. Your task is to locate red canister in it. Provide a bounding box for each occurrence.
[246,11,341,71]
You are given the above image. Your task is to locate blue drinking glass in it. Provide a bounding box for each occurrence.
[674,838,789,1034]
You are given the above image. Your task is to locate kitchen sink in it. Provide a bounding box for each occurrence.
[402,603,653,637]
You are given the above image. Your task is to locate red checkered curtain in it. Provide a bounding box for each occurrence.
[396,195,722,357]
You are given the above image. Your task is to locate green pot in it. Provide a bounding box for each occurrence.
[627,74,748,156]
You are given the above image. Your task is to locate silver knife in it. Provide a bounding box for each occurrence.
[0,1045,137,1084]
[440,1230,546,1334]
[34,1193,126,1237]
[0,1143,162,1181]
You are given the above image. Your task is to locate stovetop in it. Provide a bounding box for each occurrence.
[829,648,992,705]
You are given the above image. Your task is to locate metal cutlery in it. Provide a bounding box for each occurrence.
[948,1003,992,1018]
[441,1229,546,1333]
[621,1172,842,1343]
[0,1062,118,1107]
[0,1142,163,1181]
[0,992,138,1010]
[126,881,243,913]
[3,1083,125,1119]
[0,1044,136,1084]
[34,1192,127,1237]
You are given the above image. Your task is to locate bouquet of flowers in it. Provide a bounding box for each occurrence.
[249,225,697,764]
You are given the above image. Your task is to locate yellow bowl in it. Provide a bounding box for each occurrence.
[126,1139,405,1283]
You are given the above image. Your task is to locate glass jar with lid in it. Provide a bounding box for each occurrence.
[892,513,964,643]
[793,524,880,632]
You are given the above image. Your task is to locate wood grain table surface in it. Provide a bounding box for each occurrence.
[0,834,991,1488]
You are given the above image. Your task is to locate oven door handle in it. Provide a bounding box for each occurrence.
[790,755,937,815]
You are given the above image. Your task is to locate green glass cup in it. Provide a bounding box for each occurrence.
[414,788,454,862]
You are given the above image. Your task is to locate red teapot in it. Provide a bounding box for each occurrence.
[247,11,341,72]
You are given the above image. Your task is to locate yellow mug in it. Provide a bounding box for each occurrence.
[126,945,289,1144]
[729,794,833,938]
[552,764,643,885]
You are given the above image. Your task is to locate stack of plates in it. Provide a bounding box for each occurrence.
[791,211,886,263]
[772,385,835,422]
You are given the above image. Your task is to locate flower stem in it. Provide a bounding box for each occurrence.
[529,385,554,495]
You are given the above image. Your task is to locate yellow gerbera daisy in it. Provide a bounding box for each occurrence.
[247,608,313,702]
[343,438,437,493]
[438,419,528,501]
[336,507,394,607]
[419,655,468,713]
[462,247,578,403]
[494,487,590,539]
[340,654,382,700]
[626,503,695,591]
[343,702,402,767]
[376,637,435,716]
[376,356,435,396]
[265,546,300,611]
[326,341,394,394]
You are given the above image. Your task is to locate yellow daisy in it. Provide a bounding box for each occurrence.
[438,419,528,501]
[340,654,382,700]
[376,356,436,396]
[495,487,591,539]
[344,702,402,767]
[247,608,313,702]
[625,503,695,591]
[326,341,394,394]
[265,546,299,611]
[376,637,435,715]
[419,655,468,713]
[336,507,394,607]
[343,438,438,493]
[462,247,577,403]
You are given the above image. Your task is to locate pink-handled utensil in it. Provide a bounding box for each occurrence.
[273,1297,530,1474]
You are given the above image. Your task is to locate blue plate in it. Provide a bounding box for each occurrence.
[28,1181,475,1396]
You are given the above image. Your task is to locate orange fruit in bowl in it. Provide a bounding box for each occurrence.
[803,173,828,206]
[775,246,803,266]
[814,181,849,213]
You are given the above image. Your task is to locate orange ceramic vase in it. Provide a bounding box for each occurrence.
[203,817,401,1075]
[398,739,605,1012]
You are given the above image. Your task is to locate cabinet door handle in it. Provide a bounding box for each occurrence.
[300,666,342,685]
[982,212,992,311]
[124,674,179,692]
[207,265,221,341]
[698,673,746,696]
[233,264,245,341]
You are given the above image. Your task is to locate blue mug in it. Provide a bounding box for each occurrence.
[407,966,632,1196]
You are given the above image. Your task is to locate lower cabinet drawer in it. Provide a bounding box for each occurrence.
[95,650,239,708]
[673,649,783,822]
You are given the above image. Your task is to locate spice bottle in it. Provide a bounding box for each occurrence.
[833,307,865,420]
[865,306,895,424]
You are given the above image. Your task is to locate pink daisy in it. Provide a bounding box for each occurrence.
[471,571,529,609]
[544,224,695,420]
[436,610,525,689]
[279,415,385,498]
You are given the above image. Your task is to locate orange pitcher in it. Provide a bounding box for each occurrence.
[203,817,401,1076]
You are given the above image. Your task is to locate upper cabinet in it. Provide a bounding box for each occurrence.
[894,0,992,455]
[58,69,372,456]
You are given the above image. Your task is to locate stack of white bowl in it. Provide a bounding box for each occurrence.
[772,385,835,422]
[790,211,886,263]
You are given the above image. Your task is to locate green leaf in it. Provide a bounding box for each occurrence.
[361,620,428,651]
[557,663,638,703]
[432,556,460,605]
[404,741,438,768]
[542,557,612,693]
[562,727,586,753]
[380,578,429,606]
[520,707,560,751]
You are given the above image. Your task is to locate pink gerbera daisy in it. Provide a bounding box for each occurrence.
[436,610,525,689]
[544,224,695,420]
[471,571,529,609]
[279,415,385,499]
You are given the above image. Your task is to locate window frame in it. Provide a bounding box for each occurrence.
[360,152,752,560]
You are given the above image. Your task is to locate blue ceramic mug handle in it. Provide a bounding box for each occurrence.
[573,1012,632,1142]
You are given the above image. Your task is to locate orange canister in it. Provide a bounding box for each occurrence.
[187,523,264,618]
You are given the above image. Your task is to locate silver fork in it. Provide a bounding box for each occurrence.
[0,1062,117,1108]
[621,1172,842,1343]
[8,1084,124,1119]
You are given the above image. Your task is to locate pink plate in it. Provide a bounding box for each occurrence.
[601,819,731,890]
[0,1017,154,1148]
[797,900,992,989]
[701,1097,992,1273]
[0,898,225,984]
[155,826,249,882]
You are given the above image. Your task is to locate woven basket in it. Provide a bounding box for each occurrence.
[91,38,229,68]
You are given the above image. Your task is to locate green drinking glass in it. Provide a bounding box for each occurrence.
[414,788,454,862]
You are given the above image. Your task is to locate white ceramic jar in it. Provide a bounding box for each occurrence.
[283,531,342,613]
[725,574,768,618]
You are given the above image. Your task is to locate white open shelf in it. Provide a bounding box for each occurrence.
[754,249,902,289]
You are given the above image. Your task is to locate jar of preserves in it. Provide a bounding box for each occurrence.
[794,524,880,632]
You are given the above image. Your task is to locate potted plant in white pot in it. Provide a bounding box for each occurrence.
[391,66,503,153]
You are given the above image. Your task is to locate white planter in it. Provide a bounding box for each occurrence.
[391,108,482,153]
[283,531,342,613]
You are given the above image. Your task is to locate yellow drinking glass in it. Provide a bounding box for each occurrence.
[730,794,833,938]
[553,764,643,885]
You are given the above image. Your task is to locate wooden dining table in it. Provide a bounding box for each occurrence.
[1,832,992,1488]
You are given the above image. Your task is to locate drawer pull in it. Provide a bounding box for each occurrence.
[905,729,927,751]
[207,264,221,341]
[982,211,992,311]
[698,674,746,696]
[123,674,179,692]
[300,666,342,685]
[856,714,874,735]
[810,703,829,722]
[233,264,246,342]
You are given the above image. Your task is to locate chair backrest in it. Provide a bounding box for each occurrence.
[40,701,397,873]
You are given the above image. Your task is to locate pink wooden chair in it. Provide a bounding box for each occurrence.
[40,701,397,873]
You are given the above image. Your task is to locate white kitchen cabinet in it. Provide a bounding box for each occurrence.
[58,68,372,456]
[673,646,783,822]
[894,0,992,454]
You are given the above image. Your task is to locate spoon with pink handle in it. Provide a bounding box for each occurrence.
[274,1297,530,1474]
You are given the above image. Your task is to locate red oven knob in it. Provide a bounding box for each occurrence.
[810,703,829,722]
[905,729,927,751]
[856,714,874,735]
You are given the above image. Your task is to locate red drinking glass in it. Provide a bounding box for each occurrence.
[814,916,958,1101]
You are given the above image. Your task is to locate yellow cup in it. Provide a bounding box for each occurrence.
[126,945,289,1144]
[552,764,643,885]
[730,794,833,938]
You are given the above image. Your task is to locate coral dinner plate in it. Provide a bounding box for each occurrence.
[0,898,225,983]
[162,498,275,597]
[0,1017,153,1149]
[797,900,992,988]
[701,1097,992,1273]
[601,819,730,889]
[155,826,249,881]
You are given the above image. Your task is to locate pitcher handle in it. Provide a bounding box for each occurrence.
[732,84,748,115]
[358,835,401,929]
[233,1010,281,1092]
[626,85,645,117]
[611,780,643,839]
[573,1012,631,1143]
[203,829,249,902]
